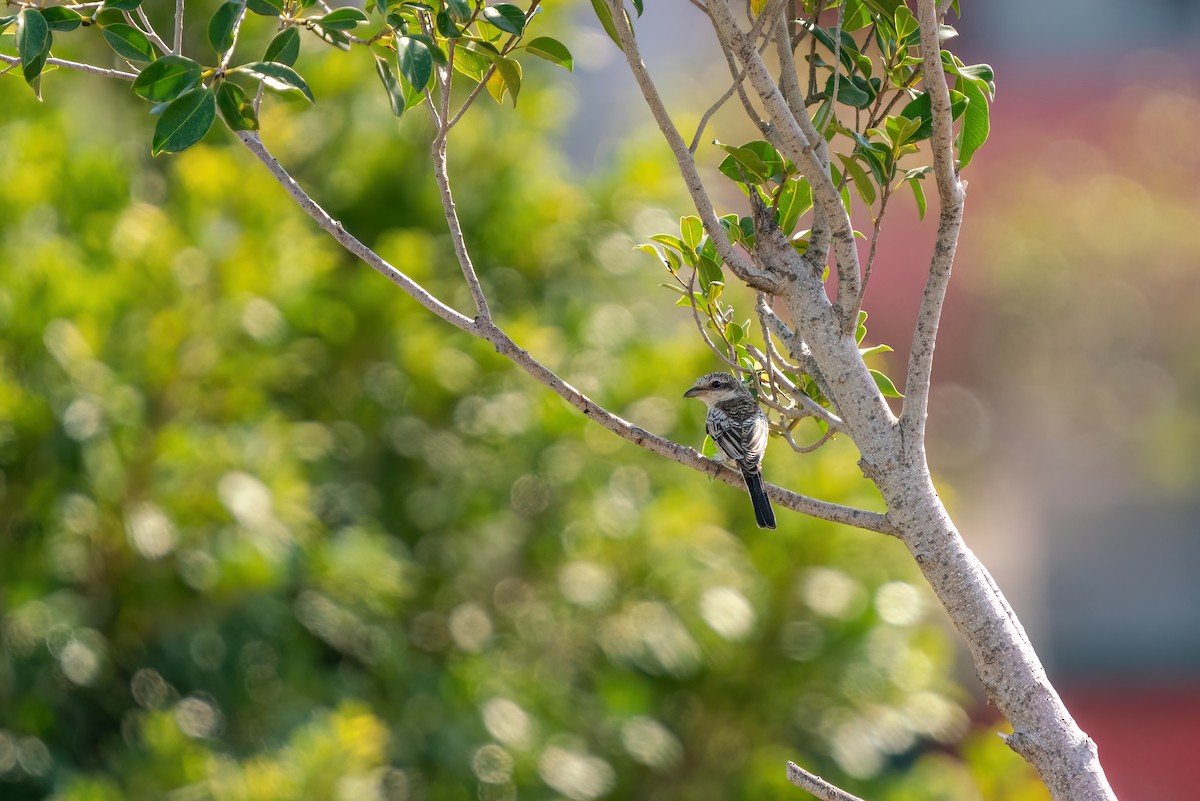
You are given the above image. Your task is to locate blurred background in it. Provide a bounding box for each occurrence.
[1,1,1197,800]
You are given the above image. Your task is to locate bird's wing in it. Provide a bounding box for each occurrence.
[741,413,768,468]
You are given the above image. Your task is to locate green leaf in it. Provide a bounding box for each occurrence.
[843,0,872,31]
[649,233,686,254]
[955,77,989,170]
[41,7,82,32]
[102,22,157,62]
[318,7,369,30]
[906,174,927,220]
[132,55,203,102]
[893,4,919,47]
[697,258,723,293]
[491,55,521,105]
[899,90,968,142]
[523,37,573,71]
[799,20,860,73]
[245,0,285,16]
[701,434,718,460]
[436,11,462,39]
[396,36,433,92]
[208,2,241,53]
[940,51,996,98]
[452,45,491,83]
[445,0,471,22]
[264,27,301,65]
[152,87,216,155]
[870,368,903,398]
[15,9,51,91]
[775,177,812,235]
[308,22,351,49]
[104,0,144,9]
[631,0,644,15]
[482,3,526,34]
[589,0,623,48]
[407,33,447,66]
[232,61,315,102]
[859,343,893,358]
[824,72,872,109]
[680,216,703,252]
[717,140,788,188]
[855,309,868,344]
[373,54,406,116]
[215,80,259,130]
[836,153,875,206]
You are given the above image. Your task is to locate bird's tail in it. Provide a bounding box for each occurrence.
[742,468,776,529]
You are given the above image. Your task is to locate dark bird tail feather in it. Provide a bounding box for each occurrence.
[742,468,776,529]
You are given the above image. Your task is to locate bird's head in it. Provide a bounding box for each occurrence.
[683,372,748,405]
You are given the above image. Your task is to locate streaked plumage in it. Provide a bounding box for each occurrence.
[683,372,776,529]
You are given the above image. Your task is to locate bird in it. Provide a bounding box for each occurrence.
[683,372,776,529]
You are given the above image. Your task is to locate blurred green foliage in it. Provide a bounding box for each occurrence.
[1,6,1042,800]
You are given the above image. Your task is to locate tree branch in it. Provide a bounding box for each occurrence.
[898,0,966,449]
[786,761,867,801]
[235,130,893,536]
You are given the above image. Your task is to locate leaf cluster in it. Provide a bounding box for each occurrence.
[0,0,574,154]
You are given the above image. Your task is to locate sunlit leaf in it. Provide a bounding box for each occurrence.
[132,55,203,102]
[870,368,904,397]
[482,3,525,34]
[232,61,315,102]
[523,37,573,71]
[955,78,990,169]
[318,7,369,30]
[775,177,812,235]
[102,22,157,62]
[680,216,703,252]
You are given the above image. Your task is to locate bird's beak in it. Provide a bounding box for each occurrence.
[683,385,702,398]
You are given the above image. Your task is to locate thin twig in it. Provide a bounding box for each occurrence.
[173,0,185,54]
[781,425,834,454]
[823,0,844,137]
[686,272,742,369]
[0,53,137,80]
[786,761,867,801]
[852,180,892,323]
[432,136,489,320]
[125,9,170,55]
